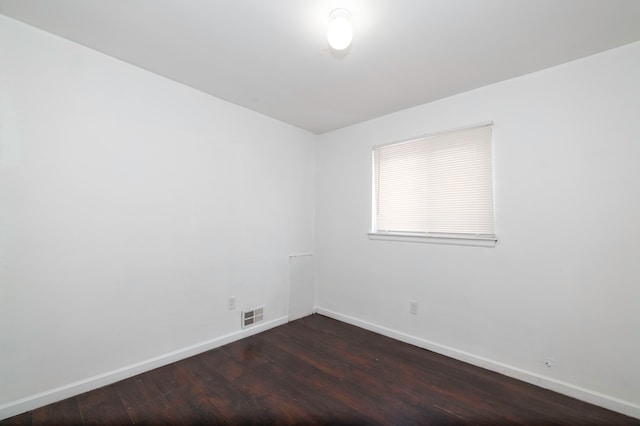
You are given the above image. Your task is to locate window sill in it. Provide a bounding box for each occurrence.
[367,232,497,247]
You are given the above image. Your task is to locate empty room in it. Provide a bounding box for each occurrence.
[1,0,639,424]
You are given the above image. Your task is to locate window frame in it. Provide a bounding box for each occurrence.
[369,122,497,247]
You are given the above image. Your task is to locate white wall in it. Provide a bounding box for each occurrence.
[316,41,640,418]
[0,15,315,417]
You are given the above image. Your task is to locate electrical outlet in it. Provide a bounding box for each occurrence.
[409,301,418,315]
[228,296,236,310]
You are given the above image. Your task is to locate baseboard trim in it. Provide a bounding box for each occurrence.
[0,316,288,421]
[316,307,640,420]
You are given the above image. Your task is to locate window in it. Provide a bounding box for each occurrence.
[370,123,496,246]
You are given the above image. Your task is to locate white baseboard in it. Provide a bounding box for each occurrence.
[0,316,288,421]
[316,307,640,420]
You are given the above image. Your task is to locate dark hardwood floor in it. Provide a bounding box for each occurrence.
[2,314,638,425]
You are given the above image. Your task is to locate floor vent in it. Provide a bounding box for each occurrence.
[242,307,264,329]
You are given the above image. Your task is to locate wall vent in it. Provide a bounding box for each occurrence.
[241,306,264,329]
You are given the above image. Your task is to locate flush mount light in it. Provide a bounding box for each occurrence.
[327,8,353,50]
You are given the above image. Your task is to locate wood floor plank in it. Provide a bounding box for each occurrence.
[114,373,184,425]
[195,348,245,383]
[31,397,81,426]
[269,319,507,423]
[74,385,131,425]
[179,356,258,424]
[243,333,391,423]
[0,413,31,426]
[252,325,511,424]
[1,314,638,425]
[235,355,366,425]
[146,362,228,425]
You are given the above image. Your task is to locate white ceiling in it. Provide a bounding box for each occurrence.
[1,1,640,134]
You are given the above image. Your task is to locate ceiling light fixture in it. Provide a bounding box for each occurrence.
[327,8,353,50]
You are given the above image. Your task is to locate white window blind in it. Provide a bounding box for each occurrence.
[372,124,495,241]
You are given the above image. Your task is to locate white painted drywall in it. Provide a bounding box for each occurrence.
[0,15,314,415]
[316,42,640,416]
[289,254,315,321]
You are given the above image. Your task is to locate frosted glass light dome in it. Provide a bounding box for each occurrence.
[327,9,353,50]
